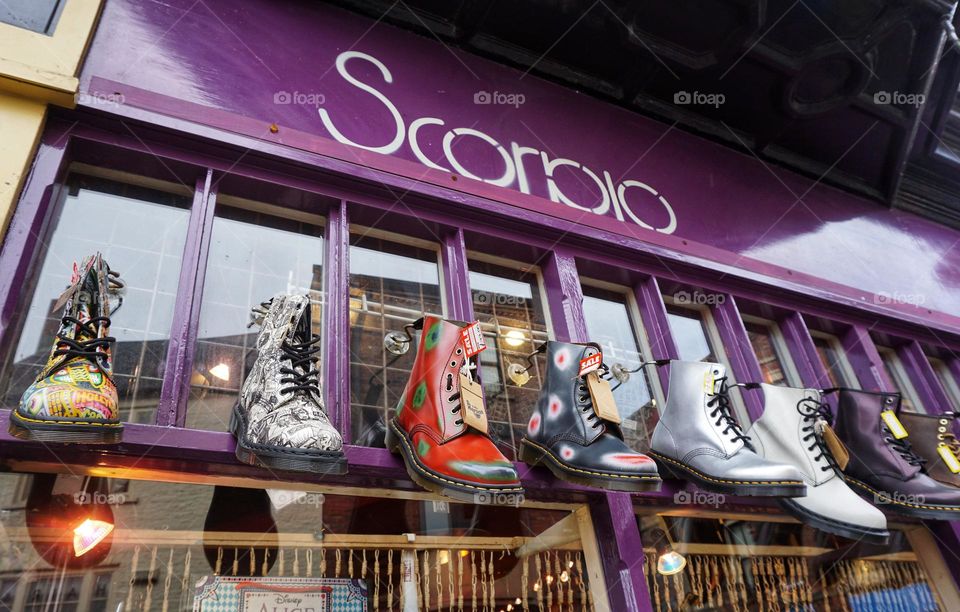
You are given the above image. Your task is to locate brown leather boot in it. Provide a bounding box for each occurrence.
[898,411,960,489]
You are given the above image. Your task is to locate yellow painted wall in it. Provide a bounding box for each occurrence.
[0,0,103,238]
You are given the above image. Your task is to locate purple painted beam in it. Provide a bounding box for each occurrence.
[0,122,72,351]
[156,171,217,427]
[440,227,473,322]
[899,340,952,413]
[322,200,351,437]
[540,248,588,344]
[779,311,829,389]
[589,492,653,612]
[842,324,894,391]
[633,275,677,393]
[711,294,765,421]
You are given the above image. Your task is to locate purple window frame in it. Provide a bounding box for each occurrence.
[2,114,960,609]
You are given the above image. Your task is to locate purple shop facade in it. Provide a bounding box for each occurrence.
[1,0,960,609]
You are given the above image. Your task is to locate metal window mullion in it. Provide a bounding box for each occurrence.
[632,276,678,394]
[156,170,217,427]
[840,324,895,391]
[322,199,351,438]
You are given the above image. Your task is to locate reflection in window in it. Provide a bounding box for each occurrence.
[0,0,63,34]
[583,287,659,452]
[744,320,791,386]
[665,304,717,362]
[188,205,324,431]
[878,347,924,413]
[0,472,595,612]
[811,333,853,388]
[349,235,443,445]
[0,175,190,423]
[468,259,550,460]
[640,514,938,610]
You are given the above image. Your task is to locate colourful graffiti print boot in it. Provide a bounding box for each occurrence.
[11,254,124,443]
[386,316,523,503]
[649,360,806,496]
[833,389,960,521]
[897,411,960,489]
[745,384,888,543]
[519,341,661,491]
[230,294,346,475]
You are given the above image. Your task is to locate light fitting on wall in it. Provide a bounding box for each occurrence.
[503,329,526,348]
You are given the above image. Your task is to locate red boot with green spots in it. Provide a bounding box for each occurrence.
[386,316,524,504]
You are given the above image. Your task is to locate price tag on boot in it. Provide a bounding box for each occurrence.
[938,444,960,474]
[458,372,488,434]
[881,410,909,439]
[586,371,621,424]
[816,421,849,471]
[460,322,487,357]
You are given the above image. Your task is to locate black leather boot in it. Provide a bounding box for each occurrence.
[519,341,661,492]
[833,388,960,520]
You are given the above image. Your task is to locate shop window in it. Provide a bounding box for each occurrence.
[188,204,325,431]
[0,472,605,611]
[582,284,661,452]
[0,174,190,423]
[0,579,16,612]
[639,513,945,610]
[664,303,718,363]
[929,355,960,408]
[810,332,858,388]
[349,232,444,445]
[24,577,82,612]
[0,0,63,34]
[467,257,550,460]
[742,317,799,386]
[877,347,925,413]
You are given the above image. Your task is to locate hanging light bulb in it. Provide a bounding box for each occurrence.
[73,519,114,557]
[507,362,531,386]
[657,550,686,576]
[209,363,230,382]
[503,330,526,348]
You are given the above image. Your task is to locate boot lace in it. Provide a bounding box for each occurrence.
[939,412,960,456]
[796,397,840,473]
[883,426,926,467]
[50,316,115,374]
[707,377,752,446]
[279,336,322,397]
[575,368,606,430]
[445,344,472,427]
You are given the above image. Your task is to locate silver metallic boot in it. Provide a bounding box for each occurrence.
[229,294,346,475]
[649,360,805,497]
[745,384,889,542]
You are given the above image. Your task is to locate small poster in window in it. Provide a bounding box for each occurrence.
[193,576,368,612]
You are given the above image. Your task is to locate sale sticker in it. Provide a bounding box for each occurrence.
[460,322,487,357]
[578,352,602,377]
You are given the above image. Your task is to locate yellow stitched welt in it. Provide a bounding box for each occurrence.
[648,450,804,486]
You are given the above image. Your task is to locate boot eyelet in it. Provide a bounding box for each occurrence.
[455,348,463,355]
[450,361,457,367]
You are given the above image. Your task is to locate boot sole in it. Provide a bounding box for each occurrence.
[843,476,960,521]
[386,419,524,505]
[229,404,348,475]
[778,498,890,544]
[519,439,661,492]
[648,450,806,497]
[8,409,122,444]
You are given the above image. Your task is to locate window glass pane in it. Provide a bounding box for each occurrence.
[744,321,789,385]
[468,260,549,460]
[0,472,597,611]
[0,0,62,34]
[878,348,924,413]
[349,235,443,445]
[0,175,190,423]
[187,205,325,431]
[582,287,659,452]
[665,304,716,362]
[640,513,942,610]
[812,335,851,388]
[929,356,960,408]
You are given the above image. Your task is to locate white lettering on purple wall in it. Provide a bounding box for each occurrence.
[319,51,678,234]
